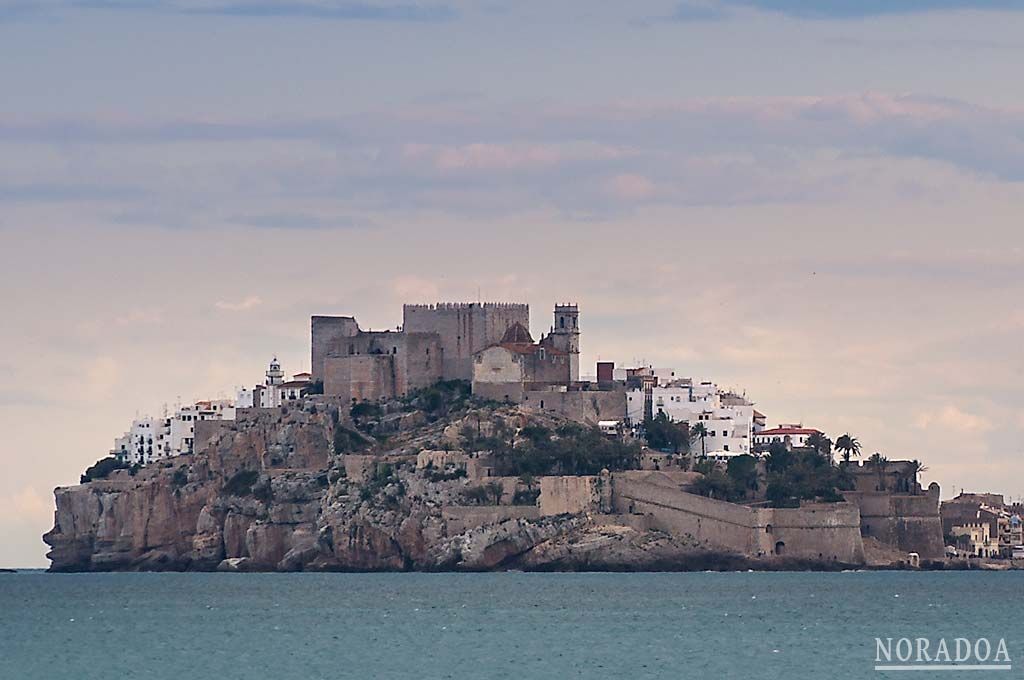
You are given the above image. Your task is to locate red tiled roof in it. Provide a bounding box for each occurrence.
[757,427,821,436]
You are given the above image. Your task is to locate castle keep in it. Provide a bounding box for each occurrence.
[313,302,580,402]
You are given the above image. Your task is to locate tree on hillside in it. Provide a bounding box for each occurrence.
[834,433,862,465]
[644,413,691,470]
[726,454,760,499]
[690,422,709,460]
[867,452,890,492]
[806,432,833,462]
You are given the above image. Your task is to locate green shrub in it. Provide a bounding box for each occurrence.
[512,488,541,505]
[223,470,260,496]
[463,485,491,504]
[333,425,369,454]
[425,467,467,482]
[171,468,189,488]
[80,457,129,483]
[491,423,640,477]
[350,401,382,421]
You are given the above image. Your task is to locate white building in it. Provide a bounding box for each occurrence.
[235,358,311,408]
[627,377,759,458]
[112,399,237,466]
[752,425,823,451]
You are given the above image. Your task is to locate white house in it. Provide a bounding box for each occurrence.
[752,425,823,451]
[112,399,237,466]
[627,377,758,458]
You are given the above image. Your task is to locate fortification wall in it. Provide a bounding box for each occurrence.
[611,475,768,554]
[403,303,529,381]
[520,390,626,424]
[844,491,944,559]
[611,475,864,562]
[472,382,525,404]
[343,454,417,484]
[311,316,360,382]
[770,504,865,563]
[539,476,602,516]
[473,347,524,385]
[442,506,540,534]
[323,355,396,402]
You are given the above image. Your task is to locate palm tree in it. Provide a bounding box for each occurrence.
[867,452,889,492]
[902,459,928,495]
[690,423,709,460]
[834,433,861,465]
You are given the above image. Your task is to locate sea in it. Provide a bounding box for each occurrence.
[1,571,1021,679]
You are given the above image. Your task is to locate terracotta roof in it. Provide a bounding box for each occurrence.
[756,427,821,436]
[500,322,534,344]
[280,380,310,388]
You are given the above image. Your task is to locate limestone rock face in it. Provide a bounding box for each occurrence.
[44,401,881,573]
[44,403,583,572]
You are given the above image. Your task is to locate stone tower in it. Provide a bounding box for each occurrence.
[549,304,580,382]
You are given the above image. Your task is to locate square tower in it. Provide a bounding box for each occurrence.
[549,303,580,382]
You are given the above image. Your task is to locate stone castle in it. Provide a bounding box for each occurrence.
[312,301,582,404]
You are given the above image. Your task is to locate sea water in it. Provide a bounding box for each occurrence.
[1,571,1021,679]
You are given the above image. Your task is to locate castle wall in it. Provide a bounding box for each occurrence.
[522,350,572,384]
[610,473,865,562]
[403,303,529,381]
[539,476,602,516]
[442,506,540,534]
[519,390,627,424]
[311,316,360,382]
[323,355,396,403]
[769,504,866,563]
[472,382,525,404]
[473,346,525,385]
[844,490,945,559]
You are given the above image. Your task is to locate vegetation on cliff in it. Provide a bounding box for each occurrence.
[80,456,135,483]
[460,420,641,477]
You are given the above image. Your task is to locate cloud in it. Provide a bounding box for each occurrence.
[663,1,729,21]
[5,92,1024,225]
[604,173,658,201]
[0,0,458,21]
[79,356,122,399]
[215,295,263,311]
[182,1,457,21]
[915,405,994,434]
[710,0,1024,19]
[391,276,440,302]
[229,212,370,230]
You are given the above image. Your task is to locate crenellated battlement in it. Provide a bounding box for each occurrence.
[403,302,529,311]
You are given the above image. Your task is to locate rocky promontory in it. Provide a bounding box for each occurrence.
[44,387,720,572]
[46,383,940,572]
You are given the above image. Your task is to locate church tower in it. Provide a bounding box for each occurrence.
[550,304,580,382]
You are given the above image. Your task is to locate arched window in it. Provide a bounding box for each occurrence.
[560,317,565,329]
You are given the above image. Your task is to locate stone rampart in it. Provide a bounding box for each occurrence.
[611,474,865,562]
[539,476,602,516]
[844,490,944,559]
[520,390,626,424]
[442,506,540,534]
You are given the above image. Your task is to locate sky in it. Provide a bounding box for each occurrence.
[3,0,1024,567]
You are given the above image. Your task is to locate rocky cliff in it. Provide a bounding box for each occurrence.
[44,399,716,572]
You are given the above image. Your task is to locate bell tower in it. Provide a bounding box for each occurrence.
[550,304,580,382]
